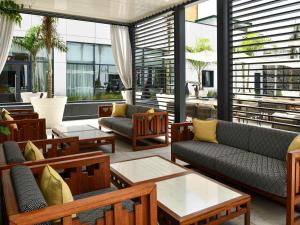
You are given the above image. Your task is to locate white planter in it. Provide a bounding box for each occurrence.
[31,96,67,129]
[21,92,47,103]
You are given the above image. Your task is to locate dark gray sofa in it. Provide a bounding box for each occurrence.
[98,104,169,150]
[171,120,300,224]
[172,120,295,198]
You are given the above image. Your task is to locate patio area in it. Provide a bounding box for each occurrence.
[1,0,300,225]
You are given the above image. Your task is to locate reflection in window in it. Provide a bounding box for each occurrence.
[66,42,122,101]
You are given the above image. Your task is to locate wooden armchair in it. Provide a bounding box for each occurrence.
[2,154,157,225]
[0,137,94,171]
[2,108,38,120]
[0,118,46,143]
[99,105,169,151]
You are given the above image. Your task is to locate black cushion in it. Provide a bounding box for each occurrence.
[126,104,137,118]
[11,166,48,213]
[249,126,297,161]
[3,141,25,164]
[214,152,287,197]
[74,187,134,225]
[171,140,245,169]
[217,120,251,150]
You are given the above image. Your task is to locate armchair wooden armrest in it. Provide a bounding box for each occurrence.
[98,105,113,117]
[8,182,157,225]
[17,137,80,158]
[10,112,39,120]
[7,108,34,113]
[0,118,46,143]
[171,122,193,143]
[287,150,300,225]
[0,151,105,173]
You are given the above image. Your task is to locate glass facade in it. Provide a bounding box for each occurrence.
[66,42,122,101]
[0,41,48,103]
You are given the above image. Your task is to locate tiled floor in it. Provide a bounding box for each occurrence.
[62,119,287,225]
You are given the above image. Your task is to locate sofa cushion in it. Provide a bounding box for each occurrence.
[110,118,133,137]
[214,152,287,197]
[74,187,134,225]
[217,120,251,150]
[98,117,116,128]
[135,105,151,113]
[249,126,297,161]
[11,166,48,213]
[126,104,137,118]
[171,140,245,169]
[3,141,25,164]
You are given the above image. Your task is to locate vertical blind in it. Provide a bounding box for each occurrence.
[230,0,300,132]
[134,12,175,123]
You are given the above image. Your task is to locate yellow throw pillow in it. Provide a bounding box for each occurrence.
[146,108,155,121]
[24,141,45,161]
[287,135,300,157]
[1,108,10,115]
[4,113,17,130]
[40,165,74,206]
[192,119,218,144]
[111,103,127,117]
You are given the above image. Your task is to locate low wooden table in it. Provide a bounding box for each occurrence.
[110,156,251,225]
[53,124,115,153]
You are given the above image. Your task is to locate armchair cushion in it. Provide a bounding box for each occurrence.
[74,187,134,225]
[126,104,137,118]
[11,166,48,213]
[40,165,74,206]
[99,117,115,128]
[3,141,25,164]
[24,141,45,161]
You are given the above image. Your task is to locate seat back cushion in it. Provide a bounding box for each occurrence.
[126,104,137,118]
[134,105,151,114]
[11,165,48,213]
[3,141,25,164]
[217,121,251,150]
[249,126,298,161]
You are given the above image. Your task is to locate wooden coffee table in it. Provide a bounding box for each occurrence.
[110,156,251,225]
[53,124,115,152]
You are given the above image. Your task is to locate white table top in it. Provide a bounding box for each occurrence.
[111,156,187,183]
[54,124,97,133]
[157,173,242,218]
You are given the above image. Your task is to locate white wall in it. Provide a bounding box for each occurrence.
[185,21,217,94]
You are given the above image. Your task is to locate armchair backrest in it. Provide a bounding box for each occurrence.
[0,119,46,143]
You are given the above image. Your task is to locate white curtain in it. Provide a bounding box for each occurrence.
[110,25,133,104]
[0,16,14,74]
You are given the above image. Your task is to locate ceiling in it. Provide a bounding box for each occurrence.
[16,0,192,24]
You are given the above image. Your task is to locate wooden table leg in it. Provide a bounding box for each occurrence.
[245,202,251,225]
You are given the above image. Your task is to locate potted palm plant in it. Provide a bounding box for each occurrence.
[13,26,47,102]
[30,16,68,128]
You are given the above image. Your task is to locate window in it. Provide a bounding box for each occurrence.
[230,0,300,132]
[66,42,122,101]
[202,70,214,87]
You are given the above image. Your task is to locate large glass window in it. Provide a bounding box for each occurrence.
[66,42,122,101]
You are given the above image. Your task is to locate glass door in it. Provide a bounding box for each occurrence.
[0,62,31,103]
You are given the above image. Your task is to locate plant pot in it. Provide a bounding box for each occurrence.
[31,96,67,128]
[21,92,47,103]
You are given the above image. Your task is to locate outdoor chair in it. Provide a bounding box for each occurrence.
[2,154,157,225]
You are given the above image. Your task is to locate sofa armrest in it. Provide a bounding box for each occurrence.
[98,105,113,117]
[8,182,157,225]
[17,137,80,158]
[10,112,39,120]
[132,112,169,136]
[171,122,193,143]
[8,109,33,114]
